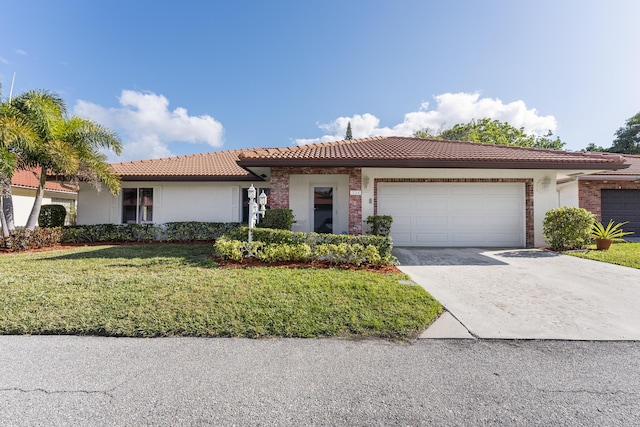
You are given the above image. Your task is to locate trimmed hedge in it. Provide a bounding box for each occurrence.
[222,226,395,264]
[39,205,67,228]
[258,209,295,230]
[543,207,595,250]
[1,227,63,252]
[365,215,393,237]
[61,222,241,243]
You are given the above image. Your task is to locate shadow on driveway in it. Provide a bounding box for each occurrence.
[393,247,510,266]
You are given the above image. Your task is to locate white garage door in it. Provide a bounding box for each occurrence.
[378,182,525,247]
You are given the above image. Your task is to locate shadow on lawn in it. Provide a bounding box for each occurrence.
[33,243,216,267]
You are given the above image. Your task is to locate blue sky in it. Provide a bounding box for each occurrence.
[1,0,639,161]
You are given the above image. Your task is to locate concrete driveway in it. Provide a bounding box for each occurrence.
[394,248,640,340]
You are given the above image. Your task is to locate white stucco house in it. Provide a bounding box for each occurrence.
[77,137,629,248]
[9,167,78,226]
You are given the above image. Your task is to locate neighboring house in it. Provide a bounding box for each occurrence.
[9,168,78,227]
[77,137,629,248]
[577,154,640,235]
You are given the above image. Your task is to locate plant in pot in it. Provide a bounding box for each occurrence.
[591,220,634,250]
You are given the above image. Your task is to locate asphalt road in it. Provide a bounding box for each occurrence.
[1,337,639,426]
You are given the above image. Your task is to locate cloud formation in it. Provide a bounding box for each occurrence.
[294,92,558,145]
[74,90,224,160]
[0,56,9,64]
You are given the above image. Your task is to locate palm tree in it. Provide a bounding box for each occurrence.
[10,90,122,230]
[0,91,39,237]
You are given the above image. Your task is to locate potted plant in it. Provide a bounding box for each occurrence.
[591,220,634,250]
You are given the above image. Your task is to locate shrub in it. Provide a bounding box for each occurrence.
[259,209,295,230]
[38,205,67,227]
[365,215,393,237]
[1,227,63,252]
[543,207,595,250]
[61,222,241,243]
[220,227,394,265]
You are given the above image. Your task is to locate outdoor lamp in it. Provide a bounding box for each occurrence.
[247,185,268,246]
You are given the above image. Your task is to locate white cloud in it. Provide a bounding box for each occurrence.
[15,49,27,56]
[0,56,9,64]
[74,90,224,161]
[294,92,558,145]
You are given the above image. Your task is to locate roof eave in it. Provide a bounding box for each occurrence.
[237,158,631,170]
[119,174,258,182]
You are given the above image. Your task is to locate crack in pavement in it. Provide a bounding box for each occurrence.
[0,387,113,399]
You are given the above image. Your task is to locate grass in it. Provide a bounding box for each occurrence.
[0,244,442,340]
[565,242,640,269]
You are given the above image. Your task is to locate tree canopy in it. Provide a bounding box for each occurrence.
[1,88,122,231]
[345,121,353,140]
[414,118,565,150]
[607,112,640,154]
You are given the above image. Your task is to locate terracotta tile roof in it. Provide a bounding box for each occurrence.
[11,168,78,194]
[110,149,256,181]
[238,137,630,170]
[589,154,640,176]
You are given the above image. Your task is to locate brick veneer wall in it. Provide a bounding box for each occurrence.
[373,178,535,248]
[579,179,640,221]
[269,167,363,235]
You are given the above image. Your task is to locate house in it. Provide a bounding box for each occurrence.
[77,137,629,248]
[576,154,640,235]
[8,168,78,226]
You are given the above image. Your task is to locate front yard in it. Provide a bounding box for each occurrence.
[565,242,640,269]
[0,244,441,340]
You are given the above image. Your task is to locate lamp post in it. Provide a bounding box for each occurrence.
[248,184,267,244]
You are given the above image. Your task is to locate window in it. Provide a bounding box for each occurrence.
[122,188,153,224]
[241,187,270,223]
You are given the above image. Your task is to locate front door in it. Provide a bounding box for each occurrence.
[314,187,333,233]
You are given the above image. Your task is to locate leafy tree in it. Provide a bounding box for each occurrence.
[607,112,640,154]
[7,90,122,230]
[584,143,606,152]
[413,118,565,150]
[345,121,353,140]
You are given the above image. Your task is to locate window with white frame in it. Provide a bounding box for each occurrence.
[122,188,153,224]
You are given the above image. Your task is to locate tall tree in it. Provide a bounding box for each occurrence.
[607,112,640,154]
[345,121,353,140]
[413,118,565,150]
[10,90,122,230]
[0,87,38,236]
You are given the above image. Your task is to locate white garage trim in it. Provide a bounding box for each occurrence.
[377,181,529,247]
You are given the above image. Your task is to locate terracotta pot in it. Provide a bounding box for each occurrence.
[595,238,612,251]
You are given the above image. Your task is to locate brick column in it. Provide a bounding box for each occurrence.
[348,168,362,235]
[269,168,290,209]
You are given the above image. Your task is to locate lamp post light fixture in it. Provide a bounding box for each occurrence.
[247,184,267,244]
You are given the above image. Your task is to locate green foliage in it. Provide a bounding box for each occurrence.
[591,220,634,242]
[258,209,295,230]
[345,121,353,140]
[225,226,394,263]
[607,111,640,154]
[365,215,393,237]
[61,222,241,243]
[584,142,606,152]
[38,204,67,227]
[1,227,63,252]
[164,221,241,241]
[415,118,565,150]
[254,242,313,262]
[213,237,251,261]
[543,207,595,250]
[567,242,640,270]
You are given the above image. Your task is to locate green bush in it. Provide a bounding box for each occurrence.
[38,205,67,227]
[258,209,295,230]
[365,215,393,237]
[221,227,394,265]
[1,227,63,252]
[61,222,241,243]
[543,207,595,250]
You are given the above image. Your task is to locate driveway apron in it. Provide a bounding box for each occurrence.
[394,248,640,340]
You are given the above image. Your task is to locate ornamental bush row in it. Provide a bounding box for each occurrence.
[1,227,63,252]
[61,222,241,243]
[213,237,387,266]
[224,226,394,262]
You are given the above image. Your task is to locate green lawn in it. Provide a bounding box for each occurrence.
[0,244,441,340]
[566,242,640,269]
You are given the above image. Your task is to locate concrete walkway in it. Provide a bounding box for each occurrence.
[395,248,640,340]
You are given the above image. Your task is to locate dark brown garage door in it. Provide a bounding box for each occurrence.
[601,189,640,235]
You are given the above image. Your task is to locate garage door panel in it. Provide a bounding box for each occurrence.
[378,182,524,247]
[601,189,640,235]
